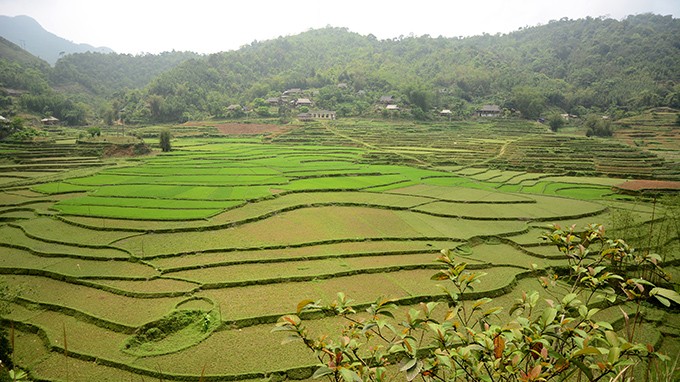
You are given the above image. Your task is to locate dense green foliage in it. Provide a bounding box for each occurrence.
[111,14,680,123]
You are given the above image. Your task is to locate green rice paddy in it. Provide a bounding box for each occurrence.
[1,121,678,381]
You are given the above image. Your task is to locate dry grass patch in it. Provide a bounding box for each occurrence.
[4,275,184,327]
[149,240,459,270]
[214,123,291,135]
[16,216,137,246]
[0,248,158,278]
[168,253,439,285]
[116,206,428,257]
[394,211,527,238]
[414,194,605,220]
[0,226,130,259]
[91,278,200,295]
[461,243,569,269]
[59,215,210,231]
[387,184,532,202]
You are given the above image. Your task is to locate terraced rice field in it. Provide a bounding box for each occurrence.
[0,120,678,381]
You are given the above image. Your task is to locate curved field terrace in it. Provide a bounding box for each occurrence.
[0,121,678,381]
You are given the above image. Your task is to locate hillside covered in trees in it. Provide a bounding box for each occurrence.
[1,13,679,125]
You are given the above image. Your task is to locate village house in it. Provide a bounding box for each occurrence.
[298,110,336,121]
[379,95,395,104]
[476,105,502,117]
[40,116,59,125]
[266,97,280,106]
[295,98,313,107]
[283,88,302,96]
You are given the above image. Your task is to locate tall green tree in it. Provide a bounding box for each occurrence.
[159,129,172,152]
[584,115,613,137]
[548,113,565,132]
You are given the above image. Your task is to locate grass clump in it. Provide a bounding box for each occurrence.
[123,309,220,356]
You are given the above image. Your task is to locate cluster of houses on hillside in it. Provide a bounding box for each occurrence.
[377,95,503,118]
[257,88,503,122]
[260,88,336,121]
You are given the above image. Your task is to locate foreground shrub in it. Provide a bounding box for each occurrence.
[275,224,679,382]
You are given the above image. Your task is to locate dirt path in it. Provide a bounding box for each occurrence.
[322,121,430,166]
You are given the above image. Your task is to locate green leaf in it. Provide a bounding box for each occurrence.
[400,358,417,372]
[631,278,656,287]
[339,368,361,382]
[541,307,557,326]
[405,360,423,382]
[654,295,670,307]
[572,359,594,380]
[425,301,439,315]
[605,331,619,347]
[375,367,387,382]
[650,287,680,306]
[562,293,579,306]
[608,346,621,364]
[312,366,335,379]
[377,310,394,319]
[435,352,453,369]
[597,321,613,330]
[529,291,539,306]
[364,320,378,331]
[587,308,600,319]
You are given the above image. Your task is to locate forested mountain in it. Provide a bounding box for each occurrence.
[112,13,680,123]
[1,13,679,125]
[0,15,113,65]
[51,51,202,96]
[0,46,200,125]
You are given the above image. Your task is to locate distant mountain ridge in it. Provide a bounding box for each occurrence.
[0,35,49,68]
[0,15,114,65]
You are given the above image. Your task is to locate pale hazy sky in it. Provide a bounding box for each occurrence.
[1,0,678,54]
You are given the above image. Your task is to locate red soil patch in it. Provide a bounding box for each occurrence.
[214,123,289,135]
[614,180,680,192]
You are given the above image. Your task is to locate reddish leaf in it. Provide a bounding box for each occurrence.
[493,335,505,359]
[529,364,542,379]
[530,342,543,360]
